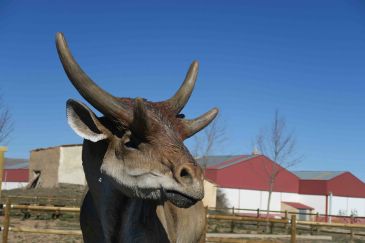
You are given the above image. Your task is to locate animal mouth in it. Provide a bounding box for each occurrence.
[163,189,199,208]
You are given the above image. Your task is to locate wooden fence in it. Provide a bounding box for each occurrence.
[1,202,365,242]
[0,200,81,243]
[206,214,297,243]
[209,206,365,224]
[206,209,365,242]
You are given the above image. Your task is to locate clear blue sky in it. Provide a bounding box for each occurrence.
[1,1,365,180]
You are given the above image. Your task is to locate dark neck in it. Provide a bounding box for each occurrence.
[122,199,173,242]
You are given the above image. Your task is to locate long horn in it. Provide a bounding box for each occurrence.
[182,108,219,139]
[161,61,198,113]
[56,32,132,124]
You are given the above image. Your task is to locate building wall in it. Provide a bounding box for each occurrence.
[328,173,365,198]
[299,194,326,214]
[59,146,86,185]
[220,188,365,217]
[281,203,313,221]
[299,180,327,195]
[331,196,365,216]
[203,180,217,207]
[2,182,28,190]
[220,188,298,211]
[29,147,60,188]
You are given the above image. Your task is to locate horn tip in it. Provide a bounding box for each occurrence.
[56,32,64,40]
[211,107,219,117]
[191,60,199,69]
[135,97,145,103]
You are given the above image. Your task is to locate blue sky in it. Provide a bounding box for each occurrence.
[1,1,365,180]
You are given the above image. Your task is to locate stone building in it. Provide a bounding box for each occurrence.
[29,144,85,188]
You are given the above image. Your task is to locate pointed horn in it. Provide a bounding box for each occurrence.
[162,61,198,113]
[56,32,132,124]
[182,107,219,139]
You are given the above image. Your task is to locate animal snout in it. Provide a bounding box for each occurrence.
[174,164,201,185]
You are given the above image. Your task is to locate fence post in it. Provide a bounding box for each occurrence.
[270,221,274,234]
[2,199,11,243]
[257,208,260,218]
[290,214,296,243]
[0,147,8,200]
[284,211,289,233]
[350,228,355,242]
[204,206,208,243]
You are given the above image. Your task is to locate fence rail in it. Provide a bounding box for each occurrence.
[6,227,82,236]
[209,206,365,224]
[10,204,80,213]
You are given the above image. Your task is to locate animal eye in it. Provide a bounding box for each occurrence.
[124,140,138,149]
[124,135,142,150]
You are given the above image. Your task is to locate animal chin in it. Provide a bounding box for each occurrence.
[163,189,199,208]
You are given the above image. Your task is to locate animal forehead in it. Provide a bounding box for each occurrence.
[134,98,186,134]
[159,142,197,166]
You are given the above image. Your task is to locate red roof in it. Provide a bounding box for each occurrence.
[299,172,365,198]
[3,169,29,182]
[208,155,251,169]
[205,155,300,193]
[282,201,314,210]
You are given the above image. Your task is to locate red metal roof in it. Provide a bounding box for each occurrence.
[299,172,365,198]
[208,155,252,169]
[3,169,29,182]
[205,155,300,193]
[282,201,314,210]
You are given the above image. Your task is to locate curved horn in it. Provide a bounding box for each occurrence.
[56,32,132,124]
[182,107,219,139]
[162,61,198,113]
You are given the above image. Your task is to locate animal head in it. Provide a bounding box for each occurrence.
[56,33,218,208]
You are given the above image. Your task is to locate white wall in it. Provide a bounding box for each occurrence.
[300,194,326,214]
[220,188,298,211]
[2,182,28,190]
[220,188,327,214]
[219,188,365,217]
[59,146,86,185]
[331,196,365,216]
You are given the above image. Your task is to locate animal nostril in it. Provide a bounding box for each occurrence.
[179,167,193,184]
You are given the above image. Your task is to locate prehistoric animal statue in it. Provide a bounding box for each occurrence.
[56,32,218,243]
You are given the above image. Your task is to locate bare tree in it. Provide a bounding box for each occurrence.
[216,188,229,209]
[191,116,226,169]
[0,95,13,144]
[255,110,301,219]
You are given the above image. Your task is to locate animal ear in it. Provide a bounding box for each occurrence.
[66,99,111,142]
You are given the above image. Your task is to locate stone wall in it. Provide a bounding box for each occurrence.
[29,147,60,188]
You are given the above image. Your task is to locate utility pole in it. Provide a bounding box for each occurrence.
[0,146,8,200]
